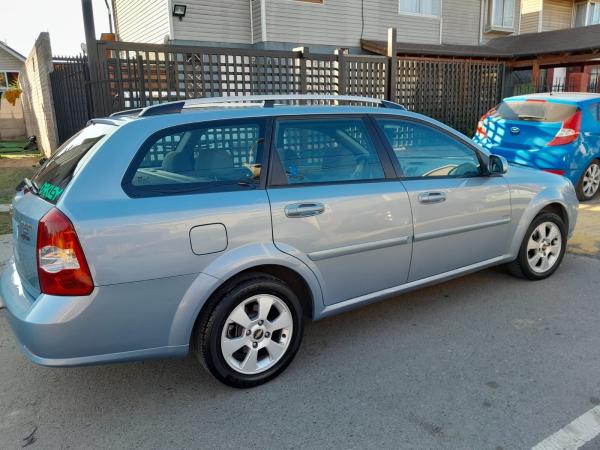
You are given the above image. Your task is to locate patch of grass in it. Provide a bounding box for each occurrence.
[0,166,36,204]
[0,212,12,235]
[0,140,40,159]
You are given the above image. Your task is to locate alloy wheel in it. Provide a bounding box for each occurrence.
[582,163,600,199]
[526,222,562,274]
[220,294,293,375]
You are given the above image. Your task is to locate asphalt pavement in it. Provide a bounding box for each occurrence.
[1,248,600,449]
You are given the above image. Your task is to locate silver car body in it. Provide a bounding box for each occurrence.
[0,104,578,367]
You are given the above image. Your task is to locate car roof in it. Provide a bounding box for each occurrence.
[505,92,600,104]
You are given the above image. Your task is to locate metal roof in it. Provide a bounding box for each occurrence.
[362,24,600,59]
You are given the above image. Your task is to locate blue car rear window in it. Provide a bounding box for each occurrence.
[493,101,577,123]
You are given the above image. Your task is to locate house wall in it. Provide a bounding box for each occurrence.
[113,0,170,43]
[0,48,26,139]
[172,0,252,44]
[541,0,573,31]
[520,0,542,32]
[19,33,58,156]
[442,0,481,45]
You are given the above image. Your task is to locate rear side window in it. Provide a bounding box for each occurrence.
[32,123,114,203]
[493,101,577,122]
[272,118,384,185]
[124,119,265,196]
[590,103,600,122]
[377,119,482,178]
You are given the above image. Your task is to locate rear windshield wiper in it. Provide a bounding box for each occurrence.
[16,177,39,194]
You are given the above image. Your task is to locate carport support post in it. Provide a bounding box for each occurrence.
[532,60,541,92]
[81,0,104,117]
[386,28,398,102]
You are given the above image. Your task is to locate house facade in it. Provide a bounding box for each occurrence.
[0,42,26,140]
[112,0,599,51]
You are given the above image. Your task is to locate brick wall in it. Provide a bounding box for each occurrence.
[20,33,59,156]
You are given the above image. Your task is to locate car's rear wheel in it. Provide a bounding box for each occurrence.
[576,159,600,201]
[507,212,567,280]
[194,273,304,388]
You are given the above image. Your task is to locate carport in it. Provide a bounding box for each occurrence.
[362,23,600,97]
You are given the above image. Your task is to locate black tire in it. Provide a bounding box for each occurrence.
[576,159,600,202]
[507,212,567,280]
[193,273,304,388]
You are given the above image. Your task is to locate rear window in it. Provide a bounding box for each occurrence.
[123,119,265,197]
[493,101,577,123]
[32,123,114,203]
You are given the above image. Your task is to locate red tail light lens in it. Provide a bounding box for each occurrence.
[475,106,497,138]
[37,208,93,296]
[548,110,582,147]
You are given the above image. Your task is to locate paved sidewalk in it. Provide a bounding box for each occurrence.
[568,199,600,259]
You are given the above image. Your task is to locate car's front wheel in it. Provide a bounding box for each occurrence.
[576,159,600,201]
[508,212,567,280]
[194,273,304,388]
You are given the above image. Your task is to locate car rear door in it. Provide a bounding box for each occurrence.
[374,116,512,282]
[267,115,413,306]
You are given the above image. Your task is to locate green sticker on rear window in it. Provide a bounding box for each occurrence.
[39,182,64,202]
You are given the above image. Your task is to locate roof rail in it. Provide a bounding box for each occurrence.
[135,95,405,118]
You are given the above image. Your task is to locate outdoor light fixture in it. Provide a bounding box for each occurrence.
[172,4,187,20]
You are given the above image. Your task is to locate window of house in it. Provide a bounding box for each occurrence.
[575,2,600,27]
[399,0,440,17]
[485,0,515,30]
[0,71,19,91]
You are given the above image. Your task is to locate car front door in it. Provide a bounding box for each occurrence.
[267,115,413,306]
[374,116,512,282]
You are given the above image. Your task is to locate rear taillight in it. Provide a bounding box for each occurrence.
[548,110,582,147]
[475,107,497,138]
[37,208,93,296]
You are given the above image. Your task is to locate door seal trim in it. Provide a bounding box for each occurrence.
[414,217,511,242]
[307,236,410,261]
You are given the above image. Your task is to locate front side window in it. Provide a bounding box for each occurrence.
[377,119,482,178]
[399,0,440,16]
[125,120,265,195]
[273,118,385,185]
[486,0,515,29]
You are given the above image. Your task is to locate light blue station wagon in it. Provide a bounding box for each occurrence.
[0,95,578,387]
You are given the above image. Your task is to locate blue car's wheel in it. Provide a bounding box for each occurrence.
[576,159,600,201]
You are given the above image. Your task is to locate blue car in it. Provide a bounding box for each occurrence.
[474,92,600,201]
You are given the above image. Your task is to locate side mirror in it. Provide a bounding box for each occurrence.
[488,154,508,175]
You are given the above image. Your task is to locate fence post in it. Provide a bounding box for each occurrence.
[386,28,398,101]
[293,47,309,94]
[335,48,349,95]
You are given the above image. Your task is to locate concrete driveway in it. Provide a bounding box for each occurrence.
[1,204,599,449]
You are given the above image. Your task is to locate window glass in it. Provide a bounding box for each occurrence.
[128,121,264,193]
[590,103,600,122]
[489,0,515,28]
[377,119,481,178]
[575,3,588,26]
[274,118,384,184]
[399,0,440,16]
[32,123,115,203]
[493,101,577,123]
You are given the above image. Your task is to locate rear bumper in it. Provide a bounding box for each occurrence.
[0,260,193,367]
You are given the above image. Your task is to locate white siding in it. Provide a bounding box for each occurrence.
[0,48,24,72]
[442,0,481,44]
[542,0,573,31]
[264,0,440,47]
[114,0,170,43]
[172,0,252,44]
[520,0,543,33]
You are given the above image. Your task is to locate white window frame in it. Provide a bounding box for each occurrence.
[398,0,441,18]
[0,70,19,91]
[484,0,516,32]
[574,1,600,27]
